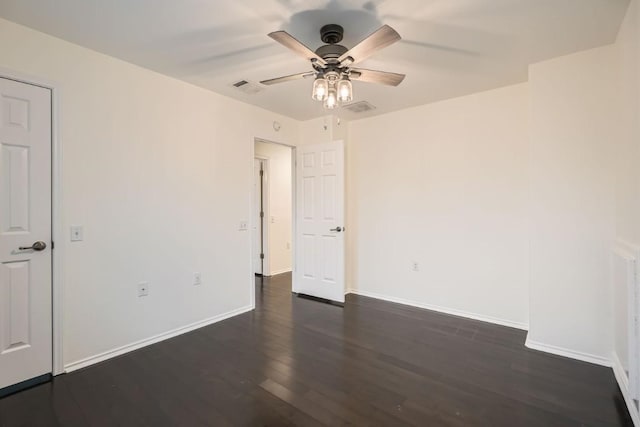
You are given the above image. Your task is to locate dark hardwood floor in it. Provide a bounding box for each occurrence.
[0,272,633,426]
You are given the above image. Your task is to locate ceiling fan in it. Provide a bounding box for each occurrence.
[260,24,405,109]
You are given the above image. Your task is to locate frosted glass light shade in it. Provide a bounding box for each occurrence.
[337,78,353,103]
[312,77,329,101]
[324,87,338,109]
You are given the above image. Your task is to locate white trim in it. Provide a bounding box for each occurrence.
[612,351,640,427]
[348,289,529,331]
[64,305,253,373]
[614,245,638,262]
[254,155,271,276]
[0,67,64,376]
[524,336,611,367]
[251,137,296,304]
[614,239,640,261]
[268,268,292,276]
[290,145,297,292]
[51,83,64,376]
[249,141,256,309]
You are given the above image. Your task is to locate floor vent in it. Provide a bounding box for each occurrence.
[231,80,264,95]
[343,101,376,113]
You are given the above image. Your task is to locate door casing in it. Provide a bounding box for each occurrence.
[253,156,270,276]
[250,138,346,303]
[0,67,63,376]
[250,138,295,305]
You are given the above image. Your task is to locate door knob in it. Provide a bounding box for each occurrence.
[19,241,47,251]
[330,226,343,232]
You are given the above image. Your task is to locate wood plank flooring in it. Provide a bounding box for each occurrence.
[0,272,633,426]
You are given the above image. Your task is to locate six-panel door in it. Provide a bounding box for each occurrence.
[294,141,345,303]
[0,77,52,390]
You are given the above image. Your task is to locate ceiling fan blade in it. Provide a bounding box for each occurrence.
[350,68,405,86]
[268,31,327,66]
[338,25,401,65]
[260,71,315,86]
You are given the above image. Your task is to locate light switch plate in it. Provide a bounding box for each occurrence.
[70,225,84,242]
[193,272,202,286]
[138,282,149,297]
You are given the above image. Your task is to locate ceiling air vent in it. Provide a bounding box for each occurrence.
[231,80,264,95]
[342,101,376,113]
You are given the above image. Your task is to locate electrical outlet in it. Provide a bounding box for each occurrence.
[271,216,276,224]
[412,261,419,272]
[138,282,149,297]
[70,225,84,242]
[193,272,202,286]
[286,242,290,250]
[239,221,248,231]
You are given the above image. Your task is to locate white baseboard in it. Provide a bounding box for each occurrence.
[268,268,292,276]
[524,336,611,367]
[347,289,528,331]
[612,351,640,427]
[64,305,254,373]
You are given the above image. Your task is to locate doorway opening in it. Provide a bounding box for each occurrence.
[253,140,293,282]
[251,138,346,306]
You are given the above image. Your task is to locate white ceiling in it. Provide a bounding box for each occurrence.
[0,0,629,120]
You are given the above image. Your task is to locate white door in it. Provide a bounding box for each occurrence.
[253,159,263,275]
[0,77,52,390]
[294,141,345,303]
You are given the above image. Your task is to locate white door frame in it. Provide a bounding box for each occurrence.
[0,67,64,376]
[253,155,270,276]
[250,138,295,306]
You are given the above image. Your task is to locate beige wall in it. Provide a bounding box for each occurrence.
[0,17,300,368]
[612,0,640,405]
[615,0,640,245]
[527,45,619,361]
[347,83,530,329]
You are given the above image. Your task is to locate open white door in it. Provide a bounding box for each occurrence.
[294,141,345,303]
[0,77,52,393]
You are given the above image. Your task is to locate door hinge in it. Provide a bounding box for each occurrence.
[260,253,264,259]
[260,211,264,218]
[260,169,264,177]
[51,241,55,250]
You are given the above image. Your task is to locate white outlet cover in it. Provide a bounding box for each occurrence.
[138,282,149,297]
[193,272,202,285]
[239,221,248,231]
[70,225,84,242]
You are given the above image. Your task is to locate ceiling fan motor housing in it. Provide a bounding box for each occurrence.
[316,24,348,64]
[315,44,348,62]
[320,24,344,44]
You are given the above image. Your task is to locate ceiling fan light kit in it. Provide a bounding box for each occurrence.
[261,23,405,110]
